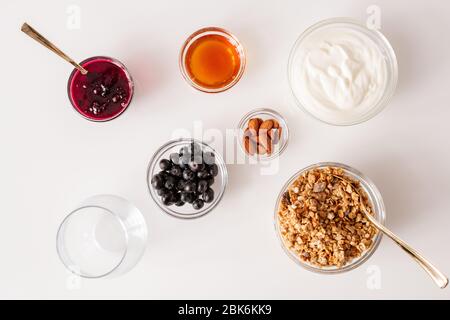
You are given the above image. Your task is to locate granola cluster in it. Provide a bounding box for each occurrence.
[277,167,378,268]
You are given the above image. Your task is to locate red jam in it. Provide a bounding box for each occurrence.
[68,57,133,121]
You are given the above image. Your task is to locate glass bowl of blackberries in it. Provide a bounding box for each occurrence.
[147,139,228,219]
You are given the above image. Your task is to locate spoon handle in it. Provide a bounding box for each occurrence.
[366,214,448,289]
[21,22,88,75]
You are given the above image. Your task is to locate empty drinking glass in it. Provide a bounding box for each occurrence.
[56,195,148,278]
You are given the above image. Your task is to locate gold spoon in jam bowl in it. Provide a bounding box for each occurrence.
[21,22,88,75]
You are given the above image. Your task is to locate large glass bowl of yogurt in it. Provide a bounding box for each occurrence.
[288,18,398,126]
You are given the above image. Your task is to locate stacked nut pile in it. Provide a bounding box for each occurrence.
[277,167,378,268]
[243,117,282,156]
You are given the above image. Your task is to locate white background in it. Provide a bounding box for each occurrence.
[1,0,450,299]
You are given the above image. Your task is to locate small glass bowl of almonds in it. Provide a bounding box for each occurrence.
[274,162,386,273]
[237,108,289,160]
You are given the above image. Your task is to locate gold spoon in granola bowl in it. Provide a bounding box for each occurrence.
[333,175,448,289]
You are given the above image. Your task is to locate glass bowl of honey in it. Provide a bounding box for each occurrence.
[179,27,246,93]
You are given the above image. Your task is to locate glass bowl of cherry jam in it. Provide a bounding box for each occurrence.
[67,56,134,122]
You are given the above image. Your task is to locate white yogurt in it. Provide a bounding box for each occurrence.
[290,23,389,124]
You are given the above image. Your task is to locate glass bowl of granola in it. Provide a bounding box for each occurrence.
[274,162,386,273]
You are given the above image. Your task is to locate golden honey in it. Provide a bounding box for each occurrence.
[185,34,242,90]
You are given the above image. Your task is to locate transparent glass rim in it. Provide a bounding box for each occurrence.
[67,56,135,122]
[147,138,228,219]
[287,17,398,126]
[274,162,386,274]
[179,27,246,93]
[237,108,290,161]
[56,204,129,279]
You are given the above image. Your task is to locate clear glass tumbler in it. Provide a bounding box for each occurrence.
[56,195,148,278]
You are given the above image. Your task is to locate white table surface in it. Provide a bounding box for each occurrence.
[1,0,450,300]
